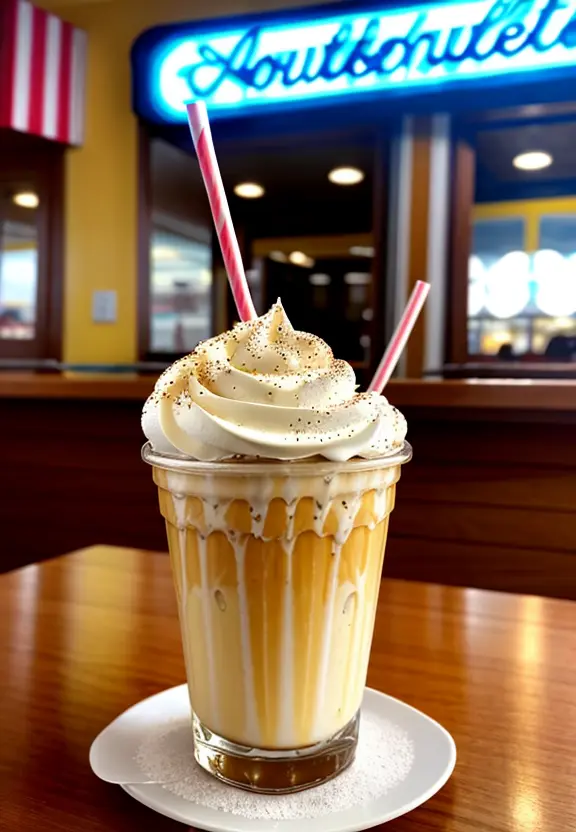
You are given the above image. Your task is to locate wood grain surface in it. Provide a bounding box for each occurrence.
[385,412,576,600]
[1,371,576,410]
[2,395,576,598]
[1,545,574,831]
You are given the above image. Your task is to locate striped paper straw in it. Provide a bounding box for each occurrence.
[368,281,430,394]
[186,101,257,322]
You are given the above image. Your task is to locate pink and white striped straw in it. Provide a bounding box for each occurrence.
[186,101,257,322]
[368,280,430,394]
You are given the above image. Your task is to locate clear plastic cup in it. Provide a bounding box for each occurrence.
[143,441,411,793]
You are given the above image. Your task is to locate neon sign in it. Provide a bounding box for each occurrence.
[131,0,576,122]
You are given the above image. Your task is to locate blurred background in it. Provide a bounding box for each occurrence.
[1,0,575,598]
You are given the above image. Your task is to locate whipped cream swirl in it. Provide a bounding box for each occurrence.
[142,301,406,462]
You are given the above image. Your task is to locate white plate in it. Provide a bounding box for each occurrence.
[90,685,189,784]
[92,684,455,831]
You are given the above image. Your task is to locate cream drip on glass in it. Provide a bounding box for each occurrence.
[142,300,406,462]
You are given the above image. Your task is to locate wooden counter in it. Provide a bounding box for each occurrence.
[388,377,576,412]
[1,373,575,598]
[0,372,575,412]
[0,372,156,400]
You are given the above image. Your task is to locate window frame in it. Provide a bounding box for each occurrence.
[0,133,64,362]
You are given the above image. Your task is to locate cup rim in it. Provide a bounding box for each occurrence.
[141,441,412,476]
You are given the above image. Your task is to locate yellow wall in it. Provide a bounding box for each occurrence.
[40,0,326,363]
[474,196,576,252]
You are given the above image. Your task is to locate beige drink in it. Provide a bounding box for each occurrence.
[142,300,410,791]
[144,444,410,792]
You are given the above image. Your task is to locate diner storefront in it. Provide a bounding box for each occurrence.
[130,0,576,381]
[0,0,86,363]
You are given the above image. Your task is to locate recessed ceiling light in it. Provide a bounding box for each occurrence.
[344,272,371,285]
[309,273,331,286]
[13,191,39,208]
[328,166,365,185]
[513,151,553,171]
[268,250,287,262]
[349,245,375,257]
[234,182,265,198]
[289,251,314,268]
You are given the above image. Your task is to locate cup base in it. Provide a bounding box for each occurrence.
[192,711,359,794]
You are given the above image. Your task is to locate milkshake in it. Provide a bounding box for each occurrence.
[142,301,410,792]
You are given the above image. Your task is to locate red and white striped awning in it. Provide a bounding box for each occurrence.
[0,0,87,146]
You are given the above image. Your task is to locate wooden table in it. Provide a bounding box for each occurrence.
[1,546,574,831]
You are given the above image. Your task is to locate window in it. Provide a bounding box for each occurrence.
[467,217,527,355]
[467,206,576,358]
[150,229,212,353]
[532,215,576,355]
[0,227,38,340]
[142,136,214,358]
[0,136,64,361]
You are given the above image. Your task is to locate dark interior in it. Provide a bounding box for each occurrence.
[470,110,576,201]
[149,124,382,379]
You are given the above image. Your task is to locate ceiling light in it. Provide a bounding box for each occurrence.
[344,272,371,285]
[309,273,331,286]
[152,246,179,260]
[328,166,365,185]
[349,245,375,257]
[468,280,486,317]
[268,250,287,262]
[534,249,576,317]
[234,182,265,198]
[13,191,39,209]
[484,251,530,318]
[289,251,314,268]
[469,255,485,282]
[513,151,553,171]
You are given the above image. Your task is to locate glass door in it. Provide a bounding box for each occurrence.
[143,136,214,360]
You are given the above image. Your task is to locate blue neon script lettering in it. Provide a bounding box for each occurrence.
[178,0,575,98]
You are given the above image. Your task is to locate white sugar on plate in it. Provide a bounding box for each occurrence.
[135,713,414,821]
